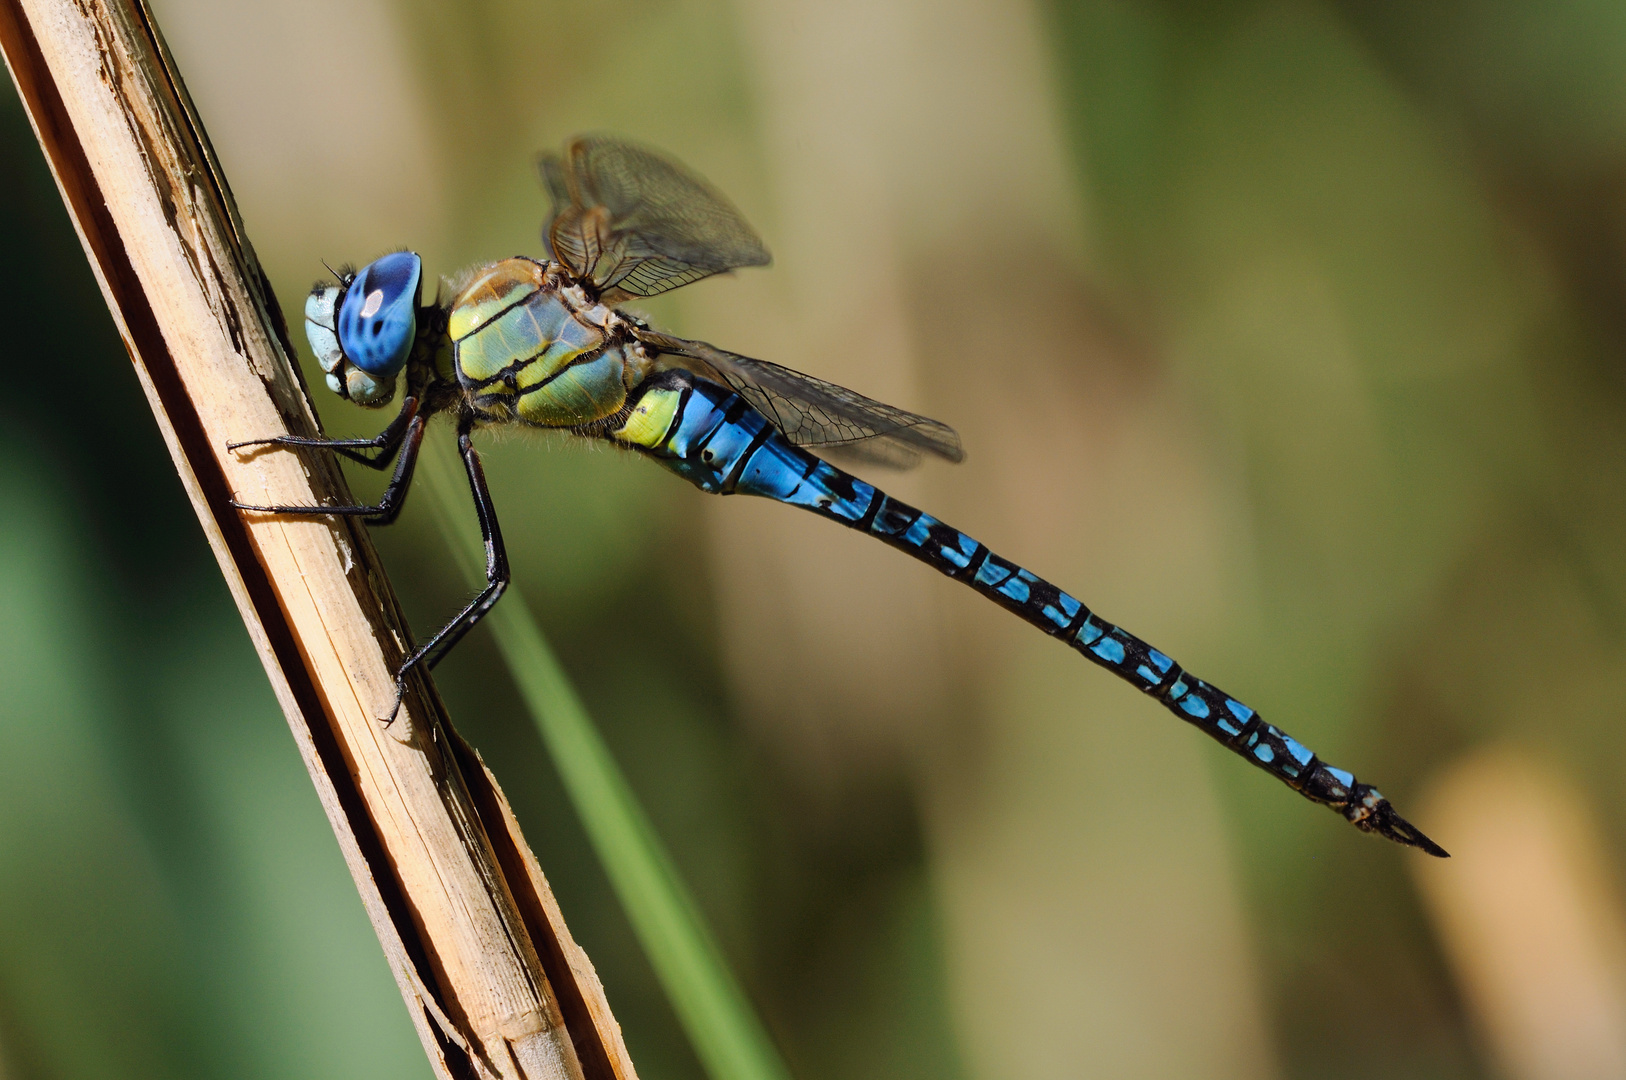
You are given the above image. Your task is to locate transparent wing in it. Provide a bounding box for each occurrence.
[636,329,964,468]
[540,135,770,300]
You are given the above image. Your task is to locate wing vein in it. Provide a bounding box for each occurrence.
[635,329,964,469]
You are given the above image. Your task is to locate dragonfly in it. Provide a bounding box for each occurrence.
[230,135,1447,857]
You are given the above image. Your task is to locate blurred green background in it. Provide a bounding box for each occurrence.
[6,0,1626,1077]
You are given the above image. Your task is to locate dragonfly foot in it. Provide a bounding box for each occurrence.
[379,674,408,726]
[230,499,382,518]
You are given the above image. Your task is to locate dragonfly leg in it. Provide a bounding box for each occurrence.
[228,396,421,470]
[231,410,427,524]
[381,416,509,724]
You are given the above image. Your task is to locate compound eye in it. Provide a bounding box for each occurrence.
[337,251,422,377]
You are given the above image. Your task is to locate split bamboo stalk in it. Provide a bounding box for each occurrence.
[0,2,639,1078]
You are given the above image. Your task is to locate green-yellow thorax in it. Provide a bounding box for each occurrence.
[449,257,647,428]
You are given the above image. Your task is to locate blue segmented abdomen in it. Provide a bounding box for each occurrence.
[609,370,1446,855]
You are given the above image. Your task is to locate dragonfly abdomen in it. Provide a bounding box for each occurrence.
[609,370,1445,856]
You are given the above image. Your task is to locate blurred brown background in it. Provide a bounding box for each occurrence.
[4,0,1626,1077]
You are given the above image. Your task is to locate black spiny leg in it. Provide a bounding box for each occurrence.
[229,395,421,470]
[382,414,509,722]
[231,409,427,525]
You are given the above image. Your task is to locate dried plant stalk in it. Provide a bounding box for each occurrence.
[0,2,638,1078]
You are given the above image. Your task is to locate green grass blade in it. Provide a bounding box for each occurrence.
[418,438,793,1080]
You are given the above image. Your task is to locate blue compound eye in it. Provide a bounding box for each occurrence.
[337,251,421,377]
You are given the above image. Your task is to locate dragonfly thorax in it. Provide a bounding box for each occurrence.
[448,257,647,429]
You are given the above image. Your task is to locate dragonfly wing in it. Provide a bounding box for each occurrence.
[539,136,770,299]
[636,329,965,467]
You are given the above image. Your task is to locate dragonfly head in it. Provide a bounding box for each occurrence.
[304,251,422,407]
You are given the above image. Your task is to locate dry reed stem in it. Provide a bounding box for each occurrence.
[0,2,638,1078]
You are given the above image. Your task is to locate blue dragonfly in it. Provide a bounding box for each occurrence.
[230,136,1447,857]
